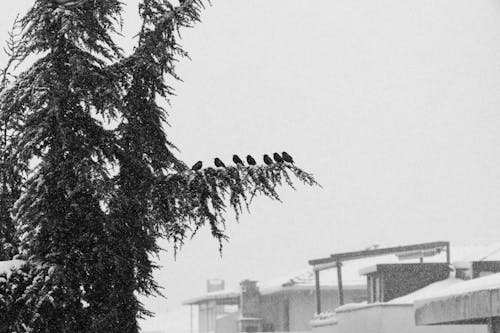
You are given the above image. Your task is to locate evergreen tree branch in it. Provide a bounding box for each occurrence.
[0,15,25,261]
[154,163,319,252]
[0,1,321,331]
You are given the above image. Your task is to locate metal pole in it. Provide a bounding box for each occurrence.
[446,243,451,264]
[337,260,344,306]
[315,270,321,314]
[190,305,193,333]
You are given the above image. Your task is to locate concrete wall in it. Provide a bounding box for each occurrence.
[199,301,217,332]
[258,288,365,332]
[260,293,286,332]
[312,304,487,333]
[216,312,239,333]
[289,291,316,331]
[199,302,235,333]
[288,290,348,331]
[259,290,337,332]
[201,287,366,333]
[317,289,367,314]
[415,288,500,326]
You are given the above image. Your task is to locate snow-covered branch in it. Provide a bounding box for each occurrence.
[153,163,319,251]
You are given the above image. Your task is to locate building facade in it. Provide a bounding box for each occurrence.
[184,271,367,333]
[309,242,500,333]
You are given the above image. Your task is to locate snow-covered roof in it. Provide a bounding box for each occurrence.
[183,288,240,305]
[331,278,464,312]
[415,272,500,302]
[414,272,500,325]
[333,278,469,314]
[321,242,500,285]
[184,243,500,305]
[259,269,364,295]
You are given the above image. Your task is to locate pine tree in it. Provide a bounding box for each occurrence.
[0,73,19,262]
[0,1,319,332]
[0,17,24,262]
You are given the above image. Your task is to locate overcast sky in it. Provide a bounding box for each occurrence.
[2,0,500,328]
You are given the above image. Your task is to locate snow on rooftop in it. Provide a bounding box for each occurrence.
[335,302,371,312]
[184,243,500,305]
[182,287,240,305]
[261,252,425,291]
[388,277,464,304]
[415,272,500,303]
[260,269,316,289]
[319,242,500,285]
[333,278,465,312]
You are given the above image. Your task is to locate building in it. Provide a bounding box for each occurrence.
[309,241,500,333]
[415,272,500,333]
[184,269,368,333]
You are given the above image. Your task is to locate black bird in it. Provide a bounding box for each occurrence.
[282,151,294,164]
[191,161,202,171]
[54,0,78,4]
[233,154,244,166]
[263,154,273,165]
[246,155,256,166]
[214,158,226,168]
[273,153,284,163]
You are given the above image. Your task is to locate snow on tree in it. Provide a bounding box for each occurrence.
[0,16,24,262]
[0,0,319,331]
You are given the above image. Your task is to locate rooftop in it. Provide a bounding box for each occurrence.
[414,272,500,325]
[184,242,500,306]
[416,271,500,302]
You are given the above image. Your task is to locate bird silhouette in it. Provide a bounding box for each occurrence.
[233,154,244,166]
[263,154,273,165]
[191,161,202,171]
[246,155,256,166]
[273,153,284,163]
[53,0,82,6]
[282,151,294,164]
[214,158,225,168]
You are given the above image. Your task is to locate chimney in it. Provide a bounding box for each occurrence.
[239,280,262,332]
[240,280,260,316]
[207,279,225,293]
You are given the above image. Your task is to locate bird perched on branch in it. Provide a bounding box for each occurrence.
[273,153,284,163]
[246,155,256,166]
[191,161,202,171]
[282,151,294,164]
[214,158,225,168]
[233,154,244,166]
[263,155,273,165]
[53,0,84,6]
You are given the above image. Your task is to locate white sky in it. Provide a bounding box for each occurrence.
[2,0,500,328]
